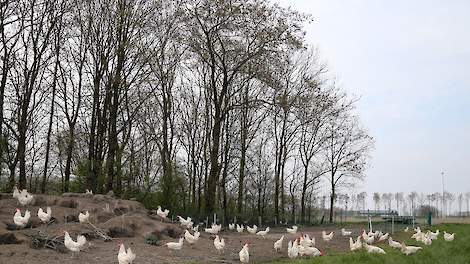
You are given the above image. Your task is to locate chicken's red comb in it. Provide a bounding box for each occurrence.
[15,208,20,211]
[320,251,325,256]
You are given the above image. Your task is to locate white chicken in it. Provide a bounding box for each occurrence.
[421,234,432,245]
[192,225,199,232]
[286,225,298,234]
[388,237,402,249]
[17,189,34,206]
[205,223,221,235]
[363,243,386,254]
[236,224,244,233]
[401,242,422,255]
[274,235,284,252]
[361,230,368,239]
[184,230,200,245]
[427,230,439,240]
[213,235,225,253]
[414,226,421,233]
[256,227,270,238]
[287,239,299,259]
[349,236,362,251]
[157,206,169,220]
[78,211,90,223]
[378,233,389,242]
[364,235,374,244]
[13,208,30,228]
[411,229,423,241]
[404,226,409,232]
[300,234,315,247]
[64,231,87,254]
[37,207,52,224]
[247,225,258,234]
[299,244,322,257]
[118,242,136,264]
[322,231,334,242]
[443,231,455,241]
[12,186,20,199]
[341,228,352,236]
[239,243,249,263]
[85,189,93,195]
[166,237,184,251]
[186,221,194,229]
[177,216,192,226]
[368,230,380,238]
[229,223,235,230]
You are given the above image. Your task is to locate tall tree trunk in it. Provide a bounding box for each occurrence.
[87,71,101,191]
[206,106,222,215]
[300,165,308,222]
[237,126,247,217]
[41,25,62,193]
[64,129,74,192]
[329,177,335,223]
[237,84,248,218]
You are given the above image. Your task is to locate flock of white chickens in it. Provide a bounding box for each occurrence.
[157,205,457,263]
[9,187,457,264]
[349,225,455,256]
[11,187,135,263]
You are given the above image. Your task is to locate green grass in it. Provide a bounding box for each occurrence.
[268,224,470,264]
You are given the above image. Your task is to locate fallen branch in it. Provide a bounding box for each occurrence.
[87,222,112,241]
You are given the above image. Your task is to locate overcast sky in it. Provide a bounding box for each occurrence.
[275,0,470,202]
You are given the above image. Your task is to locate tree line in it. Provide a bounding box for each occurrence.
[0,0,374,224]
[368,192,470,217]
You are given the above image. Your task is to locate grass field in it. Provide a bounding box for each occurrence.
[268,224,470,264]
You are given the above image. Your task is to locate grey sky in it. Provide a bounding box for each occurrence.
[276,0,470,201]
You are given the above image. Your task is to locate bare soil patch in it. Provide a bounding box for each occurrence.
[0,193,369,263]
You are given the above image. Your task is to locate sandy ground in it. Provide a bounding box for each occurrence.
[0,192,402,264]
[0,225,369,264]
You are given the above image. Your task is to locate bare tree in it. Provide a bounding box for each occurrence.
[325,110,374,222]
[184,0,307,215]
[458,193,463,217]
[0,1,22,184]
[444,192,455,216]
[7,0,62,189]
[357,192,367,211]
[373,192,381,210]
[466,192,470,217]
[408,192,418,215]
[395,192,404,215]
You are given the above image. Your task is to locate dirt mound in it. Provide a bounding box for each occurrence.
[0,192,181,242]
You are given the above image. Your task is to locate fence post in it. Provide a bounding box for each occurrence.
[213,213,217,225]
[392,215,394,234]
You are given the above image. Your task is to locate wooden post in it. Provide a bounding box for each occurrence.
[392,215,394,234]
